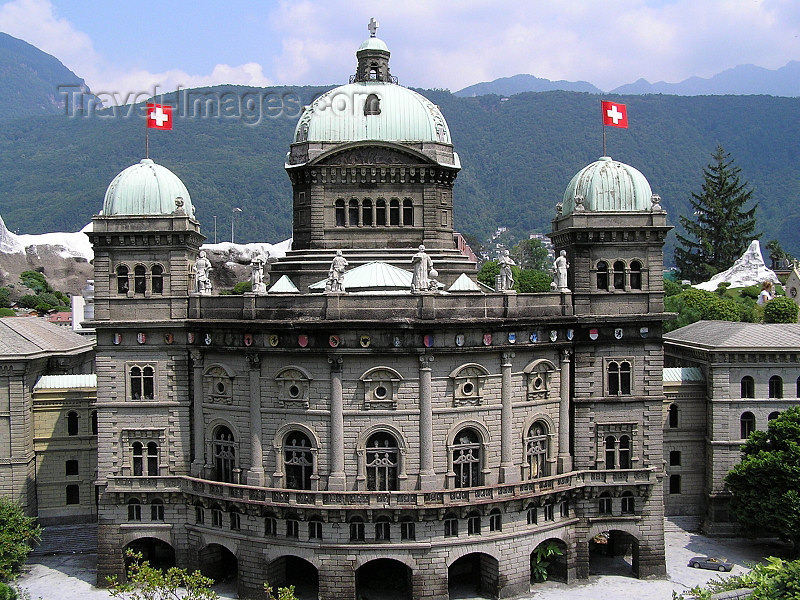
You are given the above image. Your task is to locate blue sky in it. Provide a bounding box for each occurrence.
[1,0,798,97]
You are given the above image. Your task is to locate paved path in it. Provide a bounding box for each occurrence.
[15,518,788,600]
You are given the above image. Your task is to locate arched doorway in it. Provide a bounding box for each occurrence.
[124,538,175,572]
[588,530,640,577]
[448,553,498,599]
[198,543,237,583]
[356,558,412,600]
[267,556,319,600]
[530,538,568,583]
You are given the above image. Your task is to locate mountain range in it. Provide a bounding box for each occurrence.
[455,61,800,98]
[1,32,799,265]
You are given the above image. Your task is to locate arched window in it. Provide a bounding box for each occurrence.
[769,375,783,398]
[132,442,143,476]
[402,199,414,225]
[130,365,154,400]
[195,503,205,524]
[489,509,502,532]
[91,410,98,435]
[286,514,299,538]
[389,198,400,226]
[526,503,537,525]
[264,513,277,535]
[467,511,481,535]
[213,426,236,483]
[67,411,79,436]
[362,198,373,226]
[211,504,223,527]
[284,431,313,490]
[769,411,780,421]
[619,435,631,469]
[629,260,642,289]
[349,516,365,542]
[364,93,381,115]
[740,412,756,439]
[147,442,159,476]
[605,436,617,469]
[452,428,482,488]
[608,361,631,395]
[444,512,458,537]
[376,199,386,226]
[65,460,79,476]
[375,516,391,541]
[151,265,164,294]
[400,516,415,540]
[598,492,612,515]
[741,376,755,398]
[366,432,399,491]
[668,403,679,428]
[348,198,359,226]
[525,421,548,479]
[128,499,142,521]
[621,492,635,514]
[116,265,129,294]
[669,474,681,494]
[596,261,608,290]
[335,199,345,226]
[151,498,164,521]
[308,516,323,540]
[229,508,241,530]
[613,260,625,290]
[134,265,146,294]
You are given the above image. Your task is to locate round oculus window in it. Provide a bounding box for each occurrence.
[288,384,301,399]
[374,385,388,399]
[462,381,475,396]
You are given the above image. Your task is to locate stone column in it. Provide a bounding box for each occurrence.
[328,356,346,491]
[246,353,264,486]
[558,349,573,473]
[190,350,205,477]
[500,351,517,483]
[418,354,436,490]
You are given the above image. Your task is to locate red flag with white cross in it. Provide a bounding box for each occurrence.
[601,101,628,128]
[146,103,172,130]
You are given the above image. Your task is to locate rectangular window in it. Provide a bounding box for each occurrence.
[599,496,612,515]
[65,460,79,476]
[212,508,223,527]
[400,520,415,540]
[265,517,277,536]
[230,512,241,531]
[444,517,458,537]
[66,484,80,505]
[543,504,554,521]
[527,506,537,525]
[669,474,681,494]
[195,505,204,524]
[309,520,322,540]
[669,451,681,466]
[286,519,299,538]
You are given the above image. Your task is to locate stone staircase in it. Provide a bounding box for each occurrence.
[30,523,98,555]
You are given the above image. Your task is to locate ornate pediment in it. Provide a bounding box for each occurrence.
[318,147,425,166]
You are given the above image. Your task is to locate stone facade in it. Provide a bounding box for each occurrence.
[663,322,800,533]
[88,28,669,600]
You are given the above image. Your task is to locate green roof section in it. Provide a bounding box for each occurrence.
[102,159,194,217]
[358,37,389,53]
[268,275,300,294]
[294,82,452,145]
[663,367,704,383]
[309,261,413,292]
[562,156,653,214]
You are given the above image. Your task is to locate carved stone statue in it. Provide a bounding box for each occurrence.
[553,250,570,292]
[327,250,349,293]
[194,251,212,295]
[250,254,267,294]
[498,249,515,291]
[411,245,433,293]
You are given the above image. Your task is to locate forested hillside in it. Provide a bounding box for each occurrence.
[1,85,798,262]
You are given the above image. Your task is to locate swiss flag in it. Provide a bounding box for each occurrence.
[146,103,173,130]
[601,101,628,128]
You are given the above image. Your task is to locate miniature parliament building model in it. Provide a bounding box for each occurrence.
[85,23,673,599]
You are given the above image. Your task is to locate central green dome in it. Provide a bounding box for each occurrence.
[561,156,653,214]
[102,159,194,217]
[294,82,452,145]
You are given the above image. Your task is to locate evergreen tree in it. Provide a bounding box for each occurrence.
[674,145,759,283]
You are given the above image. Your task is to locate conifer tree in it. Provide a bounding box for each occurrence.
[674,145,759,283]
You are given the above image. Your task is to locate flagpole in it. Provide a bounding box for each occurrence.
[601,101,606,156]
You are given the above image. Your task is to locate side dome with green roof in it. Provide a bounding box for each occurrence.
[561,156,653,214]
[102,158,194,217]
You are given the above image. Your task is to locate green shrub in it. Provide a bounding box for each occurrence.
[19,271,50,294]
[664,278,684,297]
[764,296,799,323]
[516,269,551,293]
[0,497,41,581]
[0,309,15,318]
[477,261,499,289]
[232,281,253,295]
[0,582,17,600]
[740,285,761,299]
[16,295,38,309]
[0,288,10,309]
